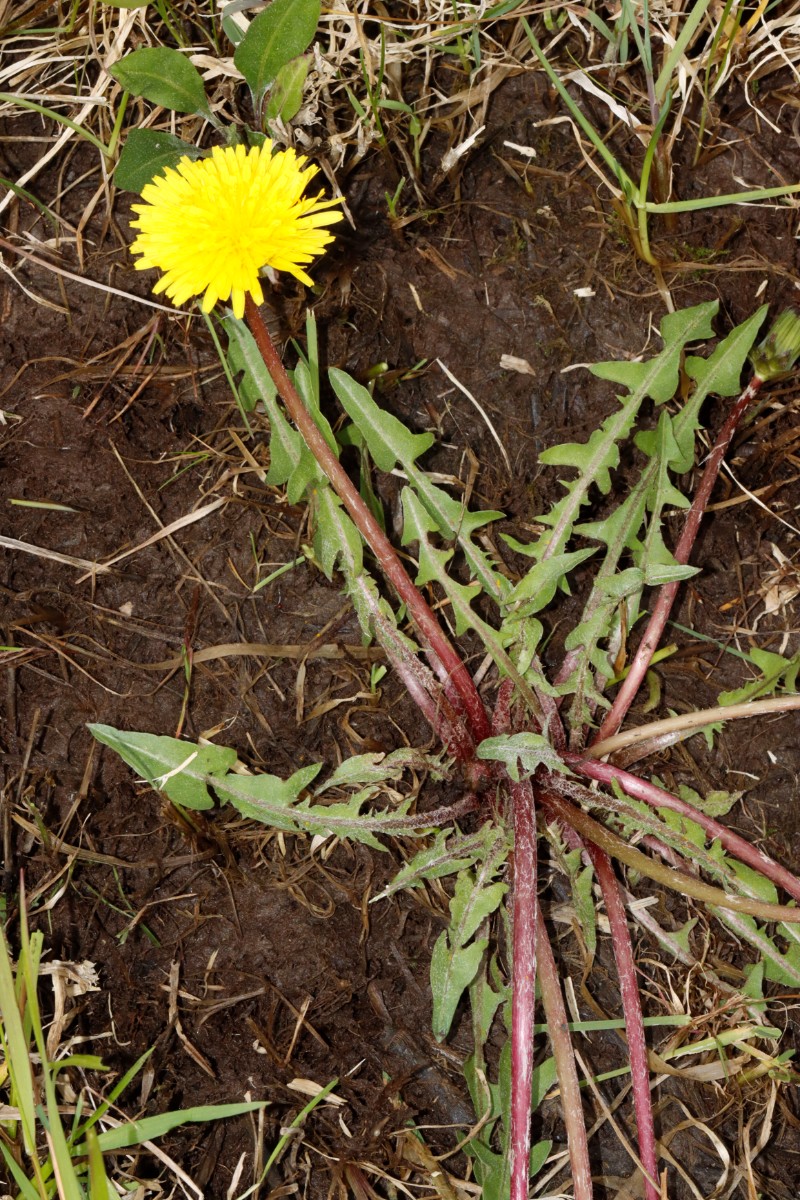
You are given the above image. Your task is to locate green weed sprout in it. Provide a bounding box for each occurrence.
[522,10,800,266]
[0,884,265,1199]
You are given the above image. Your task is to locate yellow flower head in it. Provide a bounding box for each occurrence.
[130,141,344,318]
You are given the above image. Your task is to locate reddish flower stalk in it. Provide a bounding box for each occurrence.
[245,296,491,747]
[567,754,800,905]
[534,904,594,1199]
[584,844,659,1200]
[594,374,763,745]
[509,775,538,1200]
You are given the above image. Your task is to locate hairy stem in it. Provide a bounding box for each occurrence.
[585,844,659,1200]
[568,754,800,904]
[245,297,490,746]
[535,905,594,1200]
[594,375,763,744]
[540,790,800,924]
[509,775,537,1200]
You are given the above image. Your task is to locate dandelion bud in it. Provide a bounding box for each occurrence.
[749,308,800,382]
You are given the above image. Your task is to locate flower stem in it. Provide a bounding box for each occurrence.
[535,905,594,1200]
[567,754,800,904]
[589,695,800,761]
[594,375,763,745]
[584,844,659,1200]
[539,790,800,924]
[244,296,490,747]
[509,775,537,1200]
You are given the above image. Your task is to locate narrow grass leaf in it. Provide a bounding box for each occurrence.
[90,1102,267,1152]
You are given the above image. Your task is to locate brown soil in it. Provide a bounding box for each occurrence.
[3,55,800,1200]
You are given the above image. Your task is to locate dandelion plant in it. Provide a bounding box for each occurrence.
[91,13,800,1199]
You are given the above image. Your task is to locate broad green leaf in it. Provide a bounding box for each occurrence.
[503,546,596,612]
[468,956,508,1048]
[89,725,238,810]
[590,302,717,403]
[235,0,321,108]
[329,367,435,471]
[449,870,508,945]
[110,48,210,116]
[676,783,738,819]
[685,304,768,399]
[266,56,310,123]
[643,561,699,586]
[115,129,202,193]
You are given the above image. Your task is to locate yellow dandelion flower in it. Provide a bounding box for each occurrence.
[130,141,344,319]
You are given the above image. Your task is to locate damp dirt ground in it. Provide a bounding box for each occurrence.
[2,63,800,1200]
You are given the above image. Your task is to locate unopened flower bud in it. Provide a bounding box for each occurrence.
[750,308,800,382]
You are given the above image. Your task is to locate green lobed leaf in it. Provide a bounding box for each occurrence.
[590,302,718,403]
[373,826,505,901]
[329,366,507,601]
[234,0,321,108]
[431,859,508,1041]
[89,724,431,849]
[571,859,597,957]
[503,546,596,613]
[266,56,311,123]
[431,933,488,1041]
[110,48,210,116]
[223,316,321,494]
[88,725,237,810]
[685,304,768,399]
[318,748,445,791]
[534,302,718,564]
[329,367,435,471]
[312,486,363,581]
[115,129,203,193]
[401,487,481,634]
[714,911,800,989]
[718,647,800,706]
[476,732,567,783]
